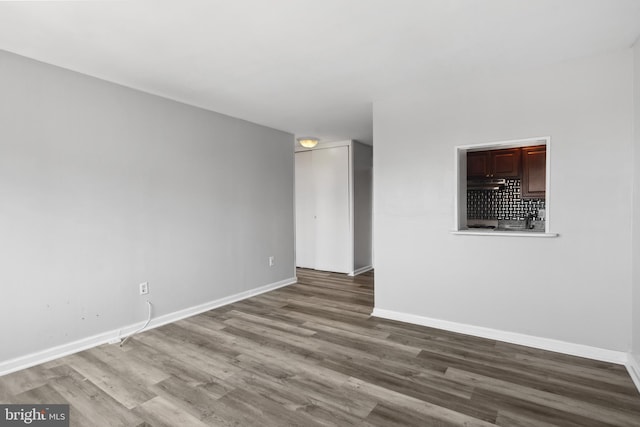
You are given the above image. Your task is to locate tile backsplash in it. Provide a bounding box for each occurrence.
[467,179,545,220]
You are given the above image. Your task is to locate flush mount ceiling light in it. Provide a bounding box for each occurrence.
[297,137,319,148]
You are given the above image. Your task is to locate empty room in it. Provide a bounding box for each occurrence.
[2,1,640,426]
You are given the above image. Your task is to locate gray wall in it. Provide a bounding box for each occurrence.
[0,50,295,363]
[373,49,633,352]
[353,141,373,270]
[633,40,640,362]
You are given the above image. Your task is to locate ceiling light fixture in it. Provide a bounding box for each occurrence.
[297,137,319,148]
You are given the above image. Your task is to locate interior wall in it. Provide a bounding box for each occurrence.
[353,141,373,270]
[373,49,634,352]
[0,50,295,363]
[632,40,640,361]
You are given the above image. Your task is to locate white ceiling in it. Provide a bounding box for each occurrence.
[1,0,640,146]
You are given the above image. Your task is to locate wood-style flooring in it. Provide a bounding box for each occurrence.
[1,268,640,426]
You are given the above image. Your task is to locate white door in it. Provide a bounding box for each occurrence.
[295,150,315,268]
[295,146,351,273]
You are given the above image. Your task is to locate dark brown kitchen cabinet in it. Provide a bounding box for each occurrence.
[467,148,521,179]
[522,145,546,199]
[467,151,491,178]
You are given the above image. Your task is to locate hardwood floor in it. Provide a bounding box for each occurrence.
[1,268,640,426]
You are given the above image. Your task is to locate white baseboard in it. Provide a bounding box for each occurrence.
[0,277,297,377]
[627,352,640,393]
[348,265,373,277]
[371,308,628,365]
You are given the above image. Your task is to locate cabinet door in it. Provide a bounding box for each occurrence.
[312,146,351,273]
[467,151,491,178]
[295,151,315,268]
[522,145,546,199]
[491,148,521,178]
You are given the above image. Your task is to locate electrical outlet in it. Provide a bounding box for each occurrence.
[268,256,275,267]
[139,282,149,295]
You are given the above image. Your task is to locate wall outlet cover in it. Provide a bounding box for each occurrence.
[139,282,149,295]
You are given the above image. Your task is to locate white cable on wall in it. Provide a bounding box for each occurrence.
[119,300,153,347]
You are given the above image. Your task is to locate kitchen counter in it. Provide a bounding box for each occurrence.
[496,219,545,232]
[452,219,558,237]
